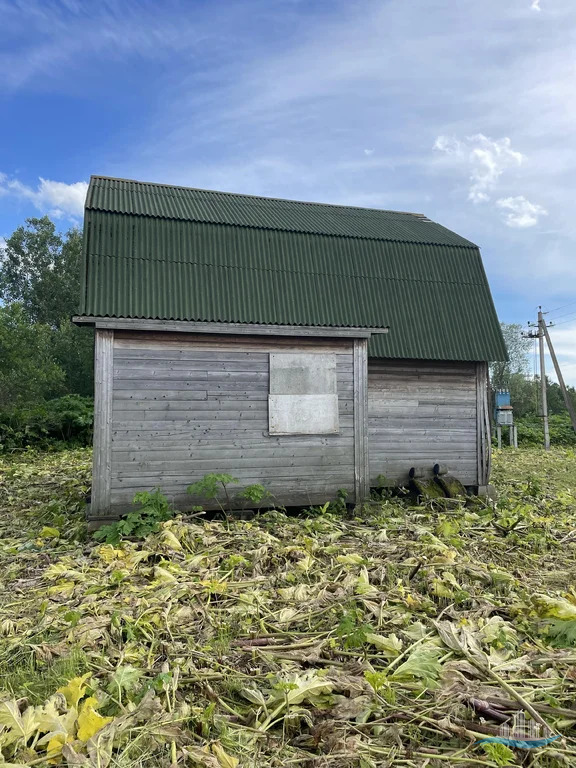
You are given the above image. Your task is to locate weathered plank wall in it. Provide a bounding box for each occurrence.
[368,359,479,486]
[105,332,356,516]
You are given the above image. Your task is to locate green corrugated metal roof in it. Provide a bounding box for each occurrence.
[80,176,507,362]
[87,176,478,247]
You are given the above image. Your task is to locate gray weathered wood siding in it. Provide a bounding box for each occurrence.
[106,332,357,515]
[368,359,479,486]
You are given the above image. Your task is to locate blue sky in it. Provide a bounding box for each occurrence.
[1,0,576,381]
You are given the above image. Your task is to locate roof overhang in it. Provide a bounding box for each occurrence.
[72,316,389,339]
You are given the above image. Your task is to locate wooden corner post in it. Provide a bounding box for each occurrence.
[353,338,369,503]
[476,361,491,487]
[92,329,113,519]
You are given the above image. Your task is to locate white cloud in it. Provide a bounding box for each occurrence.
[531,0,541,11]
[434,133,525,203]
[0,175,88,218]
[363,148,375,156]
[496,195,548,227]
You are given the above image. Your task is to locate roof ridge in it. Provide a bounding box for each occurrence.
[89,175,429,219]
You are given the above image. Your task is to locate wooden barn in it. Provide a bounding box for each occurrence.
[74,176,506,525]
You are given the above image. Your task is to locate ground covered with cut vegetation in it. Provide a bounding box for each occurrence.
[1,449,576,767]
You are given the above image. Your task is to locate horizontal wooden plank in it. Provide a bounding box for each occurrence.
[115,347,354,361]
[369,426,476,436]
[370,458,477,466]
[112,426,353,449]
[109,489,355,510]
[369,389,476,401]
[370,446,476,456]
[370,461,477,476]
[114,332,355,351]
[112,436,355,450]
[113,410,267,422]
[112,413,353,427]
[368,367,475,377]
[112,379,353,393]
[114,363,355,378]
[111,470,355,487]
[114,390,209,401]
[114,363,271,375]
[114,400,266,412]
[80,316,383,338]
[368,420,476,432]
[369,407,476,419]
[115,350,268,362]
[112,461,355,475]
[370,456,477,465]
[113,399,353,414]
[369,408,476,419]
[368,361,475,374]
[114,358,353,372]
[114,397,267,408]
[112,443,354,459]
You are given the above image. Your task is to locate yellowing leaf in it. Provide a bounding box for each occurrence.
[534,595,576,620]
[153,566,178,584]
[97,545,126,563]
[276,607,298,625]
[431,577,456,598]
[77,699,113,742]
[211,742,239,768]
[365,632,402,657]
[355,567,379,597]
[36,696,76,737]
[337,553,364,565]
[405,593,420,607]
[272,671,333,706]
[278,583,312,601]
[47,582,77,598]
[57,673,91,709]
[40,526,60,538]
[295,553,314,572]
[391,645,443,688]
[46,732,72,762]
[0,700,40,745]
[159,528,182,551]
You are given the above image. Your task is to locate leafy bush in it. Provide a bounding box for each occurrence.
[515,414,576,447]
[93,488,175,545]
[187,473,239,511]
[0,395,93,451]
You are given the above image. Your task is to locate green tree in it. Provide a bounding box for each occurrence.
[490,323,531,389]
[508,372,538,418]
[0,304,65,407]
[0,217,93,396]
[0,216,82,325]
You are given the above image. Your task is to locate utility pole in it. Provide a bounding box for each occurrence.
[542,321,576,434]
[538,308,551,451]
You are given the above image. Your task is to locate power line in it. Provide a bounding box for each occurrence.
[546,299,576,315]
[550,316,576,327]
[549,309,576,322]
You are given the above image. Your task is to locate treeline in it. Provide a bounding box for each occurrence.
[490,324,576,446]
[0,217,94,450]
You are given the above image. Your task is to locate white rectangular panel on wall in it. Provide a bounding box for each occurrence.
[269,353,339,434]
